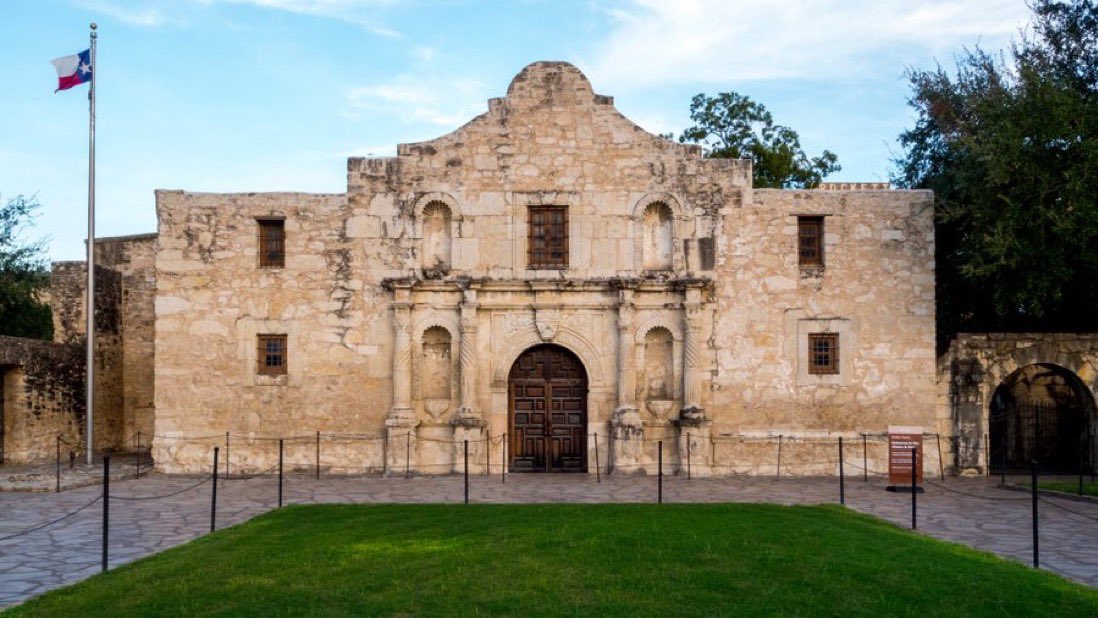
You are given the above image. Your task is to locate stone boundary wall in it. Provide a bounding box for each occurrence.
[0,336,84,463]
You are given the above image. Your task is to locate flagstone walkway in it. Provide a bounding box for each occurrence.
[1,473,1096,608]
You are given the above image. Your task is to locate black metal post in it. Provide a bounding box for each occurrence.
[405,432,411,479]
[136,430,142,477]
[594,432,601,483]
[936,434,944,478]
[316,431,321,480]
[776,434,783,479]
[1031,459,1039,568]
[687,432,692,480]
[862,433,868,483]
[502,431,506,484]
[1000,430,1007,486]
[658,440,663,504]
[486,432,491,477]
[463,439,469,504]
[278,439,284,508]
[985,433,990,477]
[911,447,917,530]
[225,431,230,478]
[102,455,110,572]
[839,437,845,505]
[55,434,61,493]
[211,447,219,533]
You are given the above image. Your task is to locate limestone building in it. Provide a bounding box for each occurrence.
[1,62,942,475]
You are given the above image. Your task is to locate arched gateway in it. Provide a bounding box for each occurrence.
[508,344,588,472]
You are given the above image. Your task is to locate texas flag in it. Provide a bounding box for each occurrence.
[50,49,92,92]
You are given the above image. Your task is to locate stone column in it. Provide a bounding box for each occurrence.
[611,289,644,473]
[386,286,419,475]
[676,286,712,476]
[452,288,485,472]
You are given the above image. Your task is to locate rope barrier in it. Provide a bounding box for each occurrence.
[0,494,102,542]
[921,479,1031,502]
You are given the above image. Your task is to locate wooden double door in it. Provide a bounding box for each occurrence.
[509,345,587,472]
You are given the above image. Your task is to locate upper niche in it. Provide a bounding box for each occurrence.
[641,202,673,271]
[421,202,452,275]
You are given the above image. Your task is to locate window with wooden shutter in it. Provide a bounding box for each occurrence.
[798,216,824,266]
[527,205,568,269]
[808,333,839,375]
[258,219,285,268]
[257,334,288,375]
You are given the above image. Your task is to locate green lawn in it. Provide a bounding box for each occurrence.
[1038,480,1098,497]
[6,504,1097,616]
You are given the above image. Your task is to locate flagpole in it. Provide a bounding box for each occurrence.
[85,22,97,465]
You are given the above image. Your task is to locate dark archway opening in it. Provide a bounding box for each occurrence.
[989,363,1096,474]
[508,344,588,473]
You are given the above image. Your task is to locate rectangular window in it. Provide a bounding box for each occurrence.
[257,334,288,375]
[798,216,824,266]
[527,205,568,269]
[808,333,839,375]
[258,219,285,268]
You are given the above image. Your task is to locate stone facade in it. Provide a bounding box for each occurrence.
[0,336,83,463]
[148,62,938,475]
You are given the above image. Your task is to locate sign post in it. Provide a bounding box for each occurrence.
[885,425,924,493]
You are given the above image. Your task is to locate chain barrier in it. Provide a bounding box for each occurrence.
[1037,496,1098,523]
[0,494,102,542]
[111,476,213,501]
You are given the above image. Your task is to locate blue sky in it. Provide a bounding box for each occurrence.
[1,0,1031,261]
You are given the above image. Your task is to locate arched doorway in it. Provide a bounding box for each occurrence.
[508,344,587,472]
[989,363,1097,473]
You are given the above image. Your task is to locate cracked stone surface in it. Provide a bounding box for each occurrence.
[1,474,1095,608]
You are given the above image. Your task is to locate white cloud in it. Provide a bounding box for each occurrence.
[71,0,168,27]
[345,75,488,128]
[584,0,1032,90]
[199,0,401,37]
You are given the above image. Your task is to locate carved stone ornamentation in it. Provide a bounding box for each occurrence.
[534,307,561,342]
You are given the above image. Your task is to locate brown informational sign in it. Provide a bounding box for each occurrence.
[887,426,924,487]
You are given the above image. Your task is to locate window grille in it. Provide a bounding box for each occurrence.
[527,205,568,269]
[258,219,285,268]
[257,334,288,375]
[808,333,839,375]
[798,216,824,266]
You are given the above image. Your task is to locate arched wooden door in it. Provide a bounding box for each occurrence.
[509,344,587,472]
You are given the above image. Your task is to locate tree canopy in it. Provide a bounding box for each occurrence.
[893,0,1098,343]
[679,91,841,188]
[0,194,53,340]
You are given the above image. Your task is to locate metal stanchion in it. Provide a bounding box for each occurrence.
[658,440,663,504]
[1031,460,1039,568]
[502,432,507,484]
[1080,436,1086,496]
[776,434,783,479]
[405,432,411,479]
[935,434,944,478]
[595,433,601,483]
[911,447,917,530]
[463,439,469,504]
[486,432,491,477]
[225,431,230,478]
[135,431,142,477]
[316,431,321,480]
[102,455,110,572]
[1000,431,1007,486]
[687,433,692,480]
[211,447,219,532]
[278,439,284,508]
[56,435,61,493]
[862,433,868,483]
[985,433,990,477]
[839,437,845,505]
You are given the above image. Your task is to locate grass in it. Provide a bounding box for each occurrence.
[1038,480,1098,497]
[6,504,1097,617]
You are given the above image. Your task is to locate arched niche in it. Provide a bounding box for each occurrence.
[641,202,673,271]
[421,202,452,274]
[643,326,674,399]
[420,326,453,400]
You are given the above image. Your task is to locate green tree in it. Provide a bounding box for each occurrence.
[679,92,841,188]
[893,0,1098,343]
[0,194,53,340]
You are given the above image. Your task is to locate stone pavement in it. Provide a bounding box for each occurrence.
[1,473,1096,608]
[1,454,151,493]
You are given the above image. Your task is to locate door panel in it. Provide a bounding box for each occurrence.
[509,345,587,472]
